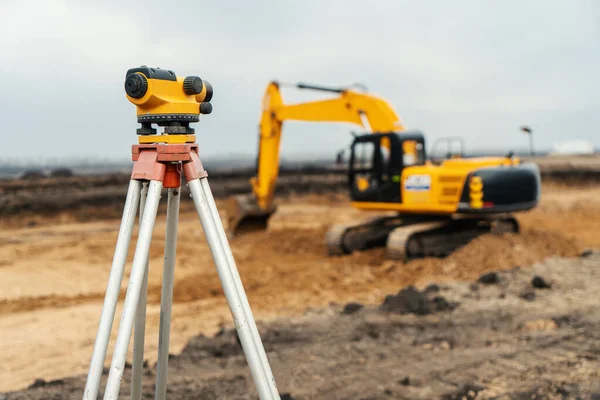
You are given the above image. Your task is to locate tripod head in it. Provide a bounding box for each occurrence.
[125,66,213,135]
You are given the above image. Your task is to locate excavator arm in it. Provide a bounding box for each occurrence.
[226,81,405,236]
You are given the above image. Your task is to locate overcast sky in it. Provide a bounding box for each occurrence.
[0,0,598,163]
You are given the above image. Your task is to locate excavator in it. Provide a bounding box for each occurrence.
[225,81,541,259]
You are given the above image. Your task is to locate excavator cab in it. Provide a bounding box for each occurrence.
[349,132,426,204]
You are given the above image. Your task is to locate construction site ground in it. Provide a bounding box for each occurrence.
[1,164,600,398]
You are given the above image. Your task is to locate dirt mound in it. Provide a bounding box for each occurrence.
[441,229,580,273]
[478,271,500,284]
[146,227,329,306]
[387,229,582,289]
[147,273,222,304]
[342,302,364,314]
[356,228,582,299]
[238,227,329,256]
[380,286,458,315]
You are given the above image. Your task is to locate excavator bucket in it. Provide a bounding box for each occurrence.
[225,193,277,237]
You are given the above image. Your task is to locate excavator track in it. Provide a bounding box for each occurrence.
[385,221,449,260]
[325,215,404,256]
[326,214,521,260]
[325,224,350,256]
[386,216,520,260]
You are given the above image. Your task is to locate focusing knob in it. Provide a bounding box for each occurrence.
[200,102,213,114]
[183,76,203,95]
[125,74,148,99]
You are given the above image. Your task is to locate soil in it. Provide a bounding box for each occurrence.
[2,155,599,223]
[1,160,600,398]
[4,254,600,399]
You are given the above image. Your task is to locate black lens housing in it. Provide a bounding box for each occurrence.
[203,81,213,102]
[125,74,148,99]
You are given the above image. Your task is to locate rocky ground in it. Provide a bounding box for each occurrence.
[5,252,600,399]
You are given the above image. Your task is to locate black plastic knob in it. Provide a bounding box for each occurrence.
[203,81,213,102]
[125,74,148,99]
[183,76,203,95]
[200,102,213,114]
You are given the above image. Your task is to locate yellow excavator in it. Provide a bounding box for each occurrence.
[226,81,541,259]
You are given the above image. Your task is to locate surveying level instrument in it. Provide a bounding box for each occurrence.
[83,67,280,399]
[124,65,214,137]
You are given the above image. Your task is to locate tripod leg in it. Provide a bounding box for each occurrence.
[155,188,181,400]
[131,183,149,400]
[199,178,279,395]
[104,180,163,400]
[188,178,279,400]
[83,180,142,400]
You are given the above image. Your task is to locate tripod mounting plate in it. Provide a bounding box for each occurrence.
[138,134,196,145]
[131,143,207,183]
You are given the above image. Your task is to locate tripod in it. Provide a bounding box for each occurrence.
[82,142,280,399]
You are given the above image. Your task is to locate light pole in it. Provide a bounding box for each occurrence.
[520,126,534,156]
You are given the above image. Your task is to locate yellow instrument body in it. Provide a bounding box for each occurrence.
[126,73,211,118]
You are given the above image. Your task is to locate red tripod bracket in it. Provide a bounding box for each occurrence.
[131,143,208,188]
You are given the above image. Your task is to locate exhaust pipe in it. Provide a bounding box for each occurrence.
[295,82,346,93]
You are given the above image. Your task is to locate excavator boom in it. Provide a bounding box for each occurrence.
[226,81,405,236]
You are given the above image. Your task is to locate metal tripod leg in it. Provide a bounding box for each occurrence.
[155,188,181,400]
[104,180,163,400]
[200,178,279,396]
[131,183,149,400]
[187,177,280,400]
[84,180,142,400]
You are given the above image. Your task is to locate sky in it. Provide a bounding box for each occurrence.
[0,0,598,163]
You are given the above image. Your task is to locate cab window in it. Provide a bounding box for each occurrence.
[402,140,425,166]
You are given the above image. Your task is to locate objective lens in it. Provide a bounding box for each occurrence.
[125,74,148,99]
